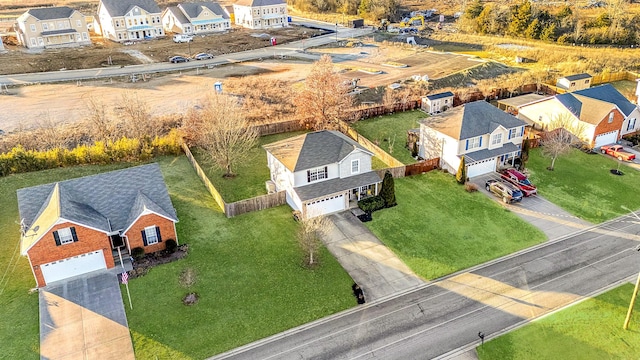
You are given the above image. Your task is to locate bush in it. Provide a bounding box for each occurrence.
[465,182,479,192]
[131,247,145,261]
[358,195,385,213]
[165,239,178,253]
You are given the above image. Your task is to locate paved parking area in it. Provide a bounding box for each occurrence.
[470,173,592,241]
[39,270,134,360]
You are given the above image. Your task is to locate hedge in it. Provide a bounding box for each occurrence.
[358,195,385,213]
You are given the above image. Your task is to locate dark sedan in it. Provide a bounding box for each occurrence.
[169,56,189,63]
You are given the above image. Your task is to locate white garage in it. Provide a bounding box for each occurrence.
[466,158,496,178]
[40,250,107,285]
[305,194,346,218]
[594,130,619,149]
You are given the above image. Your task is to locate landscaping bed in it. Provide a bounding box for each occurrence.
[128,244,189,279]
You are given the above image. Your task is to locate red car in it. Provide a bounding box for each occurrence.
[500,169,537,196]
[600,145,636,161]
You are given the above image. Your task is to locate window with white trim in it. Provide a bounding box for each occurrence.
[77,19,82,27]
[628,118,637,131]
[608,112,614,123]
[42,23,48,31]
[307,166,328,182]
[30,38,37,46]
[467,137,481,150]
[58,227,74,245]
[30,24,36,32]
[351,159,360,174]
[508,129,515,139]
[144,226,159,245]
[491,133,502,145]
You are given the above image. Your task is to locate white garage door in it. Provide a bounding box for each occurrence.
[41,250,107,284]
[466,158,496,178]
[306,194,345,218]
[595,130,619,148]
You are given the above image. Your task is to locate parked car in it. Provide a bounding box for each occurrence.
[169,56,189,63]
[173,34,193,43]
[500,169,537,196]
[193,53,214,60]
[600,144,636,161]
[485,179,523,204]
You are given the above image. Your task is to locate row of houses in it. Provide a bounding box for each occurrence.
[15,0,287,49]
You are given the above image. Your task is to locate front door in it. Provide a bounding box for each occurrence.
[110,234,125,249]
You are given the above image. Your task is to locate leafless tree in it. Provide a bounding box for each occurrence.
[294,55,353,130]
[117,91,156,138]
[540,113,585,170]
[297,215,330,267]
[84,95,116,141]
[185,94,258,178]
[33,112,68,150]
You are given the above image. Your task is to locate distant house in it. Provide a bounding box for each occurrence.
[15,6,91,49]
[0,36,5,51]
[496,93,546,116]
[96,0,164,42]
[162,2,230,35]
[517,84,640,148]
[556,73,592,92]
[421,91,454,114]
[263,130,381,219]
[233,0,288,30]
[420,100,527,178]
[17,164,178,288]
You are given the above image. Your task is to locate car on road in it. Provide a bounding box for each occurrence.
[193,53,214,60]
[485,179,523,204]
[500,169,537,196]
[169,56,189,63]
[600,144,636,161]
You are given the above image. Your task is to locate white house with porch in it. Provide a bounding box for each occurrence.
[233,0,287,30]
[96,0,164,42]
[419,100,527,178]
[263,130,382,219]
[162,2,230,35]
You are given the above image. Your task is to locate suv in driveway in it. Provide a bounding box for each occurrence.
[485,179,523,204]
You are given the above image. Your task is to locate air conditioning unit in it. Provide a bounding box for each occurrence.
[265,180,276,194]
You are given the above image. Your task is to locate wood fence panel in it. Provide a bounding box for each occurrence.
[355,134,404,168]
[404,158,440,176]
[225,191,286,217]
[376,166,406,179]
[182,143,227,214]
[253,120,307,136]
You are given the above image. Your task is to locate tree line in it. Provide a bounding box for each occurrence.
[289,0,399,20]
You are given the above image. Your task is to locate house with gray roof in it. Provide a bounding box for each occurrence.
[162,2,230,35]
[96,0,164,42]
[419,100,527,178]
[421,91,454,115]
[556,73,592,92]
[17,163,178,287]
[233,0,287,29]
[15,6,91,49]
[263,130,381,218]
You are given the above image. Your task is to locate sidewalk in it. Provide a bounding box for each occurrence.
[323,212,426,302]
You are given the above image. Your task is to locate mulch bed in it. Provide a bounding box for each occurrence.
[127,244,189,279]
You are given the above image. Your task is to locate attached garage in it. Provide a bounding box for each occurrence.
[466,158,496,178]
[305,194,346,218]
[40,250,107,285]
[594,130,619,148]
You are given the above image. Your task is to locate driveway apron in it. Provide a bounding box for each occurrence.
[39,270,135,360]
[324,212,426,302]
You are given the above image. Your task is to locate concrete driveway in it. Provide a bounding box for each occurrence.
[323,212,426,302]
[39,270,134,360]
[470,173,592,240]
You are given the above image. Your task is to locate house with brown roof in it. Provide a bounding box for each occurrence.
[233,0,287,29]
[15,6,91,49]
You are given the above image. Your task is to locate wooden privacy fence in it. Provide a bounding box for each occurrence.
[337,120,405,168]
[404,158,440,176]
[182,143,227,214]
[591,70,640,85]
[376,166,405,179]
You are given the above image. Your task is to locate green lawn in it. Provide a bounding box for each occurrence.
[192,131,306,203]
[351,110,426,165]
[526,148,640,223]
[609,80,637,99]
[478,283,640,359]
[364,171,546,280]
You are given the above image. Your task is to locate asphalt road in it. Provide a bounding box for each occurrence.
[0,22,373,86]
[210,215,640,360]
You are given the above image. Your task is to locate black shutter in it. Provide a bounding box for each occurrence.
[324,166,328,178]
[141,230,148,246]
[156,226,162,243]
[307,170,311,183]
[70,227,78,242]
[53,231,61,246]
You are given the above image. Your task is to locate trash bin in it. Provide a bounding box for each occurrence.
[270,37,277,46]
[214,82,223,93]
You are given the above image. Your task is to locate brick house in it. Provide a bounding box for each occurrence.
[17,163,178,288]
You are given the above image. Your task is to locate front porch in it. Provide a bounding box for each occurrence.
[348,183,379,208]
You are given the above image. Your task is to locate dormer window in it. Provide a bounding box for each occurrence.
[491,133,502,145]
[351,159,360,174]
[307,166,328,182]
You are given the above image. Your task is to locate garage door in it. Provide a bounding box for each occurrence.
[41,250,107,285]
[595,130,619,148]
[306,194,345,218]
[466,158,496,178]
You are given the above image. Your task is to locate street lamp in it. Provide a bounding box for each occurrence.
[621,205,640,330]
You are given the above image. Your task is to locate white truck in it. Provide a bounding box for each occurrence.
[172,34,193,43]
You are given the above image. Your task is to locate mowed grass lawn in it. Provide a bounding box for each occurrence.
[527,148,640,223]
[352,110,426,165]
[365,171,546,280]
[192,131,306,203]
[478,283,640,359]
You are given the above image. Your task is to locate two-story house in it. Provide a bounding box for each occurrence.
[263,130,382,219]
[421,91,454,115]
[420,100,527,178]
[233,0,288,30]
[17,164,178,288]
[15,7,91,49]
[162,2,230,35]
[517,84,640,148]
[96,0,164,42]
[556,73,592,92]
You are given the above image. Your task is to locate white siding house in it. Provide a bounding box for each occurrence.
[96,0,164,42]
[421,91,454,115]
[233,0,287,30]
[162,2,230,35]
[15,7,91,49]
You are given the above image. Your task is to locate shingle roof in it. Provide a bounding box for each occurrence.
[235,0,285,7]
[425,91,454,101]
[562,73,592,81]
[27,6,75,20]
[17,163,177,253]
[573,84,637,116]
[294,171,381,202]
[263,130,371,172]
[41,28,78,36]
[556,93,582,118]
[165,6,190,25]
[179,2,229,19]
[464,142,520,163]
[100,0,161,17]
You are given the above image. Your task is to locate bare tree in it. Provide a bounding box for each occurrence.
[294,55,353,130]
[185,94,258,178]
[297,215,330,267]
[84,95,116,141]
[118,91,156,138]
[34,112,68,150]
[540,113,585,170]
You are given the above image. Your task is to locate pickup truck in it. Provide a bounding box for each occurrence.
[600,144,636,161]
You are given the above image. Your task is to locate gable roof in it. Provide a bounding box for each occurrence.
[573,84,637,116]
[263,130,372,172]
[25,6,76,20]
[179,2,228,19]
[421,101,526,140]
[99,0,161,17]
[556,93,583,118]
[561,73,592,81]
[165,6,190,24]
[18,163,177,254]
[235,0,285,7]
[425,91,454,101]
